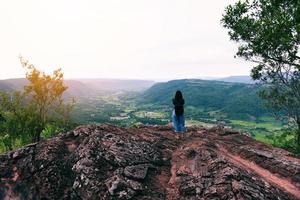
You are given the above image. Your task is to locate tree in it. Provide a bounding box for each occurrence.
[20,57,69,142]
[221,0,300,144]
[0,58,74,152]
[0,91,39,150]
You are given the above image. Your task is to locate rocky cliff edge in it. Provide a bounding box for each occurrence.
[1,124,300,200]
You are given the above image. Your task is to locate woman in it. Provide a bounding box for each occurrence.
[172,90,186,132]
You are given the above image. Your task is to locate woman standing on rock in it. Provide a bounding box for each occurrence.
[172,90,186,133]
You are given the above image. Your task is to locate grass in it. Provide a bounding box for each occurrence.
[229,118,282,132]
[186,120,215,128]
[134,111,166,119]
[0,137,28,154]
[254,133,274,144]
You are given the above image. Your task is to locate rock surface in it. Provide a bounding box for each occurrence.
[0,124,300,200]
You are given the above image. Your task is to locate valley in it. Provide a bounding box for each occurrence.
[70,86,284,146]
[0,78,292,153]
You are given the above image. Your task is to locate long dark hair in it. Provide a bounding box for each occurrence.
[174,90,183,101]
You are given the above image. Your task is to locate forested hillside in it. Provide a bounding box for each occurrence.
[141,79,268,119]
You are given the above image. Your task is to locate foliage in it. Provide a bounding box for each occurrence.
[266,128,300,155]
[20,56,70,142]
[222,0,300,144]
[0,91,39,151]
[44,85,298,154]
[0,58,74,153]
[140,79,268,119]
[41,124,64,139]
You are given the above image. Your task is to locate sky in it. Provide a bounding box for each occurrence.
[0,0,252,81]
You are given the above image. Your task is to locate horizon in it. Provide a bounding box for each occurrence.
[0,0,251,80]
[0,75,251,83]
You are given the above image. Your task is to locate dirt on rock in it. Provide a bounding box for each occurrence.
[0,124,300,200]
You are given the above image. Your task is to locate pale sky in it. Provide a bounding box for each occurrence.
[0,0,251,80]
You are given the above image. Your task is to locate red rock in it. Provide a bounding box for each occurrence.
[0,124,299,199]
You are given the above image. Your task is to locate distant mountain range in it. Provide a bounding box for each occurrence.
[197,75,255,84]
[0,75,254,94]
[0,78,155,97]
[215,76,255,84]
[0,78,29,91]
[0,75,256,98]
[77,79,155,92]
[0,77,267,118]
